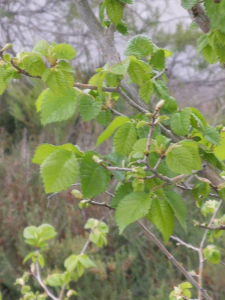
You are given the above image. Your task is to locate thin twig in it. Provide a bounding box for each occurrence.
[171,236,200,252]
[143,110,158,164]
[137,221,213,300]
[152,68,168,80]
[34,261,58,300]
[87,199,114,210]
[198,199,223,299]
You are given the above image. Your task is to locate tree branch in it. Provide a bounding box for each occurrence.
[188,3,210,33]
[137,221,213,300]
[171,236,200,252]
[34,261,58,300]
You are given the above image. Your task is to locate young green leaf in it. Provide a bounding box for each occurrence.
[79,94,102,122]
[166,146,194,174]
[111,182,133,208]
[96,116,129,146]
[148,197,174,243]
[170,108,191,136]
[115,192,151,233]
[139,81,153,104]
[52,43,76,60]
[32,40,49,56]
[181,0,199,10]
[22,53,45,76]
[97,110,111,126]
[106,0,123,25]
[204,126,220,145]
[80,152,111,198]
[124,35,154,58]
[41,149,79,193]
[203,245,221,264]
[40,88,77,125]
[164,191,187,229]
[114,123,137,155]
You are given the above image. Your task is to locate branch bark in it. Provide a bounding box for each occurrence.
[138,221,213,300]
[188,3,210,33]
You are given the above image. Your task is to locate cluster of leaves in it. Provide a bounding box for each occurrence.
[2,1,225,298]
[15,220,108,299]
[182,0,225,65]
[1,33,225,245]
[169,282,193,300]
[99,0,133,35]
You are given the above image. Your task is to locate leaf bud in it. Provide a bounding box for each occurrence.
[92,155,103,164]
[71,189,83,200]
[155,99,165,110]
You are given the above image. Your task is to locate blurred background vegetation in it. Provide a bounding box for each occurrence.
[1,0,225,299]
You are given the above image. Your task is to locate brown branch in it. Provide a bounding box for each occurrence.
[34,261,58,300]
[73,82,119,93]
[137,221,213,300]
[87,199,115,210]
[188,3,210,33]
[197,223,225,230]
[171,236,200,252]
[85,196,212,300]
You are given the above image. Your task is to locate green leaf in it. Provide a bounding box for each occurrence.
[201,44,217,64]
[203,245,221,264]
[114,123,137,155]
[166,146,194,174]
[41,149,79,193]
[106,0,123,25]
[36,89,48,113]
[153,80,170,100]
[147,197,174,243]
[22,53,45,76]
[97,110,111,126]
[181,141,201,171]
[57,60,75,73]
[40,88,77,125]
[52,43,76,60]
[0,68,6,95]
[46,274,64,287]
[111,57,130,75]
[79,94,102,122]
[119,0,132,3]
[32,143,83,165]
[37,224,57,242]
[23,226,37,240]
[124,35,154,58]
[96,116,129,146]
[214,42,225,63]
[80,152,111,198]
[132,138,147,158]
[204,126,221,145]
[64,255,78,272]
[170,108,191,136]
[33,40,49,56]
[164,191,187,229]
[150,49,165,69]
[105,73,119,86]
[128,61,145,85]
[193,181,210,199]
[116,21,129,35]
[46,69,67,95]
[197,34,208,54]
[181,0,199,10]
[214,132,225,160]
[111,182,133,208]
[115,192,151,233]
